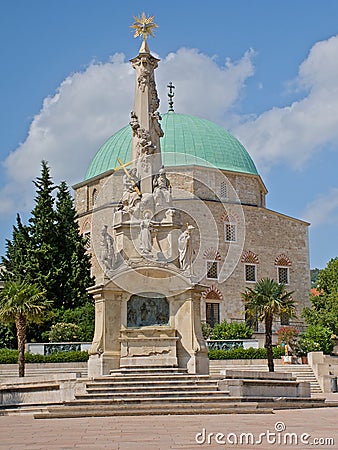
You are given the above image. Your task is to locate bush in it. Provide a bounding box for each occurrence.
[295,325,334,356]
[46,323,82,342]
[201,322,212,339]
[277,326,299,347]
[0,349,89,364]
[208,346,284,360]
[210,320,253,340]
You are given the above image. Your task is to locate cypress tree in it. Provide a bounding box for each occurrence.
[54,181,94,308]
[28,160,58,303]
[2,214,32,281]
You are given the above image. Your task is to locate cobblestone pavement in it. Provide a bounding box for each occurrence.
[0,407,337,450]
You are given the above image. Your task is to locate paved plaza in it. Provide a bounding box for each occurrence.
[0,407,337,450]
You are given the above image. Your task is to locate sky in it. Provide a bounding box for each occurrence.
[1,0,338,269]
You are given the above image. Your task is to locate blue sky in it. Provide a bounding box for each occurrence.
[1,0,338,268]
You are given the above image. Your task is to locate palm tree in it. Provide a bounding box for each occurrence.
[0,279,51,377]
[242,278,296,372]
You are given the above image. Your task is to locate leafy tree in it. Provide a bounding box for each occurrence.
[0,279,51,376]
[316,258,338,294]
[303,258,338,335]
[210,320,253,340]
[242,278,296,372]
[295,325,334,356]
[310,268,320,288]
[54,181,93,308]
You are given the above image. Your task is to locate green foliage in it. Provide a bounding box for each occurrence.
[310,268,320,288]
[0,349,89,364]
[208,346,284,360]
[316,257,338,294]
[53,181,94,309]
[0,323,16,349]
[210,320,253,340]
[46,323,82,342]
[242,278,295,372]
[41,303,95,342]
[0,279,51,326]
[303,259,338,335]
[295,325,334,356]
[277,326,299,346]
[1,162,94,342]
[1,214,32,281]
[201,322,212,340]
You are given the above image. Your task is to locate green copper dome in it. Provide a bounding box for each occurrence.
[85,112,258,180]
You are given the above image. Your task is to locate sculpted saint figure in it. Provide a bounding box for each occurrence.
[139,212,153,254]
[100,225,116,271]
[120,168,141,212]
[178,225,194,271]
[153,168,172,207]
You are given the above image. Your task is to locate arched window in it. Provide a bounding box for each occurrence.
[241,250,259,283]
[275,254,292,285]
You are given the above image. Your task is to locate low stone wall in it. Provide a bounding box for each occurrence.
[217,370,310,398]
[308,352,338,393]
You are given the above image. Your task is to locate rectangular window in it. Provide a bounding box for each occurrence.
[245,306,258,332]
[280,312,290,326]
[225,223,236,242]
[206,261,219,280]
[278,267,289,284]
[245,264,256,282]
[206,303,220,328]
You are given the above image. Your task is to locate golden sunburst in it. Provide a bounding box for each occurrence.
[130,12,158,42]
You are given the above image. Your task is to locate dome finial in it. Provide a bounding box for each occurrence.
[167,81,175,112]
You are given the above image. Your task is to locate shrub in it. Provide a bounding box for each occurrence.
[277,326,299,347]
[46,322,81,342]
[0,349,89,364]
[201,322,212,339]
[208,346,283,360]
[295,325,334,356]
[210,320,253,340]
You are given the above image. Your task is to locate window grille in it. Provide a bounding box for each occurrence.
[206,303,220,328]
[245,264,256,282]
[225,223,236,242]
[206,261,218,279]
[278,267,289,284]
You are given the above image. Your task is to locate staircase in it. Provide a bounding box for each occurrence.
[34,367,271,418]
[210,361,322,393]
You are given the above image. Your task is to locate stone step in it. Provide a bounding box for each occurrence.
[34,401,270,419]
[85,384,218,394]
[86,379,217,388]
[110,366,188,376]
[91,374,212,383]
[76,390,230,400]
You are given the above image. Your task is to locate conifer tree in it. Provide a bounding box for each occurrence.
[28,160,58,303]
[54,181,93,308]
[1,214,32,281]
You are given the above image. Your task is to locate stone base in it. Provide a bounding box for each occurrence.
[119,326,178,368]
[88,353,120,378]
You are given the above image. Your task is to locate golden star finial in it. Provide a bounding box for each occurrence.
[130,12,158,42]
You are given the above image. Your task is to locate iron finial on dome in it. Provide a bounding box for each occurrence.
[167,81,175,112]
[130,12,158,53]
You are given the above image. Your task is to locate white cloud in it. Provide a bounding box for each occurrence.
[234,34,338,170]
[0,48,255,215]
[303,188,338,227]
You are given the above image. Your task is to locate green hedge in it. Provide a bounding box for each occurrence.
[208,346,284,360]
[0,349,89,364]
